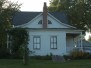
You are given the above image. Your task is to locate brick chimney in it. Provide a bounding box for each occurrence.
[43,2,47,28]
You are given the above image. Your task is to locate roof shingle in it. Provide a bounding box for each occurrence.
[13,12,41,26]
[12,11,69,26]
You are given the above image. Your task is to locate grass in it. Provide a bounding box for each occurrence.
[0,59,91,68]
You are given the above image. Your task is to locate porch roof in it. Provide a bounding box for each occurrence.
[66,33,80,37]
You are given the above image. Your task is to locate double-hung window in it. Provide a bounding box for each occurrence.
[50,36,57,49]
[33,36,41,49]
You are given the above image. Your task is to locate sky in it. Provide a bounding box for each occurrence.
[10,0,50,11]
[85,32,91,40]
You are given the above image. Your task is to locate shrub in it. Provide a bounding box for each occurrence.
[70,50,91,59]
[0,48,11,59]
[83,52,91,59]
[70,50,83,59]
[9,28,29,59]
[63,55,71,60]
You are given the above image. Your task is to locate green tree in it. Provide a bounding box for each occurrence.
[9,28,29,65]
[48,0,91,32]
[0,0,20,48]
[0,0,29,65]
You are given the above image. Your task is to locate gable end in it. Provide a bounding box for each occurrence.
[48,13,76,28]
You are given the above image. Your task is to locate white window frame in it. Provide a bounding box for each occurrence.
[50,36,57,49]
[33,36,41,50]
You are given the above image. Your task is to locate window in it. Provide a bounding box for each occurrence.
[48,20,52,24]
[50,36,57,49]
[38,20,42,24]
[38,20,52,24]
[33,36,41,49]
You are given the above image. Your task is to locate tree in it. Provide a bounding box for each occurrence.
[48,0,91,33]
[0,0,29,65]
[9,28,29,65]
[0,0,20,48]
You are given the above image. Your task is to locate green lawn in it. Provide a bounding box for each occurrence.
[0,59,91,68]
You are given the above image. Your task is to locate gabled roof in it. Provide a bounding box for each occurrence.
[13,12,41,26]
[12,11,69,26]
[49,12,68,24]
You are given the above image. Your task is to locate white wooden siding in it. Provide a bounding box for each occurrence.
[28,29,66,56]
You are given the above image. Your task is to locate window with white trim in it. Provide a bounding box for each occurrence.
[50,36,57,49]
[33,36,41,49]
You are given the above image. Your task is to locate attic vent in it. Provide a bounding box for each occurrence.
[38,20,42,24]
[48,20,52,24]
[38,20,52,24]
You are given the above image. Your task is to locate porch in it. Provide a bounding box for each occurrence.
[66,32,83,54]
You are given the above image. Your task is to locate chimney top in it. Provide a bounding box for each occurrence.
[44,2,47,7]
[43,2,47,10]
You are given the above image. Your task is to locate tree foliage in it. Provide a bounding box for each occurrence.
[7,28,29,65]
[9,28,29,64]
[0,0,20,48]
[48,0,91,32]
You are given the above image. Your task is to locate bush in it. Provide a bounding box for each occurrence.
[83,52,91,59]
[63,55,71,60]
[0,47,24,59]
[0,48,11,59]
[70,50,83,59]
[70,50,91,60]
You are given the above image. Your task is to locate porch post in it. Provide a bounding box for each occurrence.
[80,32,83,51]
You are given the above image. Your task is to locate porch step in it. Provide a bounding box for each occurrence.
[52,55,65,62]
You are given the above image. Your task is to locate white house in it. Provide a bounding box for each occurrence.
[12,2,83,56]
